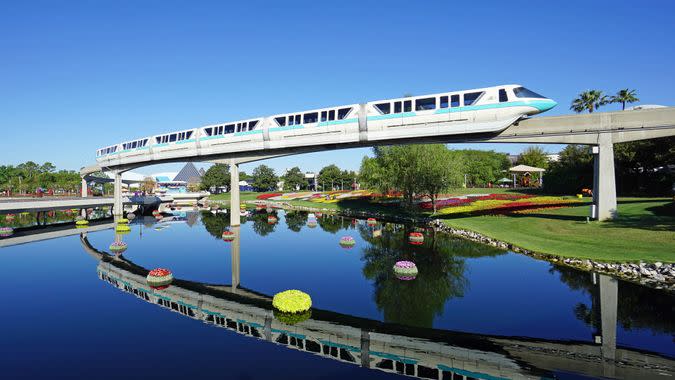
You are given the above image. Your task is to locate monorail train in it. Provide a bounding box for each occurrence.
[96,84,556,165]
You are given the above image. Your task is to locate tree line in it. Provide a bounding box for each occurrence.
[0,162,82,195]
[201,162,357,193]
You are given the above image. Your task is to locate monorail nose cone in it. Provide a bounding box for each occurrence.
[541,99,557,112]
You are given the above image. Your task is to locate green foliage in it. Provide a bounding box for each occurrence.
[570,90,609,113]
[284,210,307,232]
[614,136,674,195]
[281,167,306,191]
[450,149,511,187]
[251,165,278,191]
[318,164,342,190]
[201,164,230,192]
[0,161,81,194]
[359,145,464,209]
[544,145,593,194]
[518,146,549,169]
[358,224,504,327]
[610,88,639,110]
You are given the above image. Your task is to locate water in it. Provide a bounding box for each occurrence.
[0,208,672,379]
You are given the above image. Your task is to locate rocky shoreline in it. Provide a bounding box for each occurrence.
[224,199,675,291]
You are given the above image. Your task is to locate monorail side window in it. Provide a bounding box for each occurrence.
[440,96,449,108]
[451,94,460,107]
[330,109,338,120]
[415,97,436,111]
[295,115,301,125]
[499,89,508,102]
[249,120,258,130]
[464,92,483,106]
[375,103,390,115]
[186,131,193,139]
[225,124,235,134]
[320,111,327,122]
[393,101,402,113]
[403,100,412,112]
[204,127,213,136]
[169,134,177,142]
[303,112,318,124]
[275,117,287,127]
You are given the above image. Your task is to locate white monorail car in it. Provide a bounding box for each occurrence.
[95,84,556,166]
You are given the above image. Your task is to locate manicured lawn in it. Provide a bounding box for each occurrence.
[440,198,675,263]
[208,192,265,202]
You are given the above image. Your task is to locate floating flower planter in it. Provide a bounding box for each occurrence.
[75,220,89,226]
[6,214,15,221]
[393,260,418,280]
[339,236,356,248]
[307,219,317,228]
[222,231,235,242]
[272,290,312,314]
[109,241,127,254]
[267,215,277,224]
[366,218,377,225]
[152,210,160,216]
[147,268,173,289]
[115,224,131,232]
[0,226,13,237]
[274,309,311,326]
[117,218,129,224]
[266,207,273,213]
[315,212,323,218]
[409,232,424,245]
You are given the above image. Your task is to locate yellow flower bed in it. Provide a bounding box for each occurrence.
[272,290,312,313]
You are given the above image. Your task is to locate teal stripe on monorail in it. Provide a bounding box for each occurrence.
[370,350,417,364]
[176,139,196,144]
[269,124,304,132]
[200,308,222,316]
[367,112,417,121]
[317,117,358,127]
[177,300,196,308]
[434,99,555,114]
[200,135,225,141]
[234,129,263,136]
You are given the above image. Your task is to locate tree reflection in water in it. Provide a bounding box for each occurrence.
[200,211,230,239]
[250,210,276,236]
[358,222,506,328]
[284,211,307,233]
[552,265,675,335]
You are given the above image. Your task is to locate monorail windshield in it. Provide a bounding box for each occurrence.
[513,87,546,99]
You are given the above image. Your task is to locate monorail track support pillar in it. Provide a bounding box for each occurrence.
[230,161,240,227]
[592,134,618,221]
[81,178,88,198]
[113,171,123,217]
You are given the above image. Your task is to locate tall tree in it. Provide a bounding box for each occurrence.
[281,167,305,191]
[417,145,464,213]
[518,146,549,169]
[251,165,278,191]
[201,163,230,193]
[318,164,342,190]
[141,176,156,193]
[610,88,639,110]
[450,149,511,187]
[570,90,609,113]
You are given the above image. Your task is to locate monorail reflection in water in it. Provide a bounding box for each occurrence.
[80,210,675,380]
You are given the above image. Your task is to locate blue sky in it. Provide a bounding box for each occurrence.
[2,1,674,175]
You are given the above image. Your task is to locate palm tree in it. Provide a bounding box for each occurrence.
[570,90,609,113]
[610,88,639,110]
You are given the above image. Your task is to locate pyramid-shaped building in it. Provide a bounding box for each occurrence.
[173,162,202,184]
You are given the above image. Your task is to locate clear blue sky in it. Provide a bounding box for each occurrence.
[2,1,674,175]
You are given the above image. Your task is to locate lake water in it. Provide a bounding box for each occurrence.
[0,208,673,379]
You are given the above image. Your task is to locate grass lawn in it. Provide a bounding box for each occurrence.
[440,198,675,263]
[208,192,265,202]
